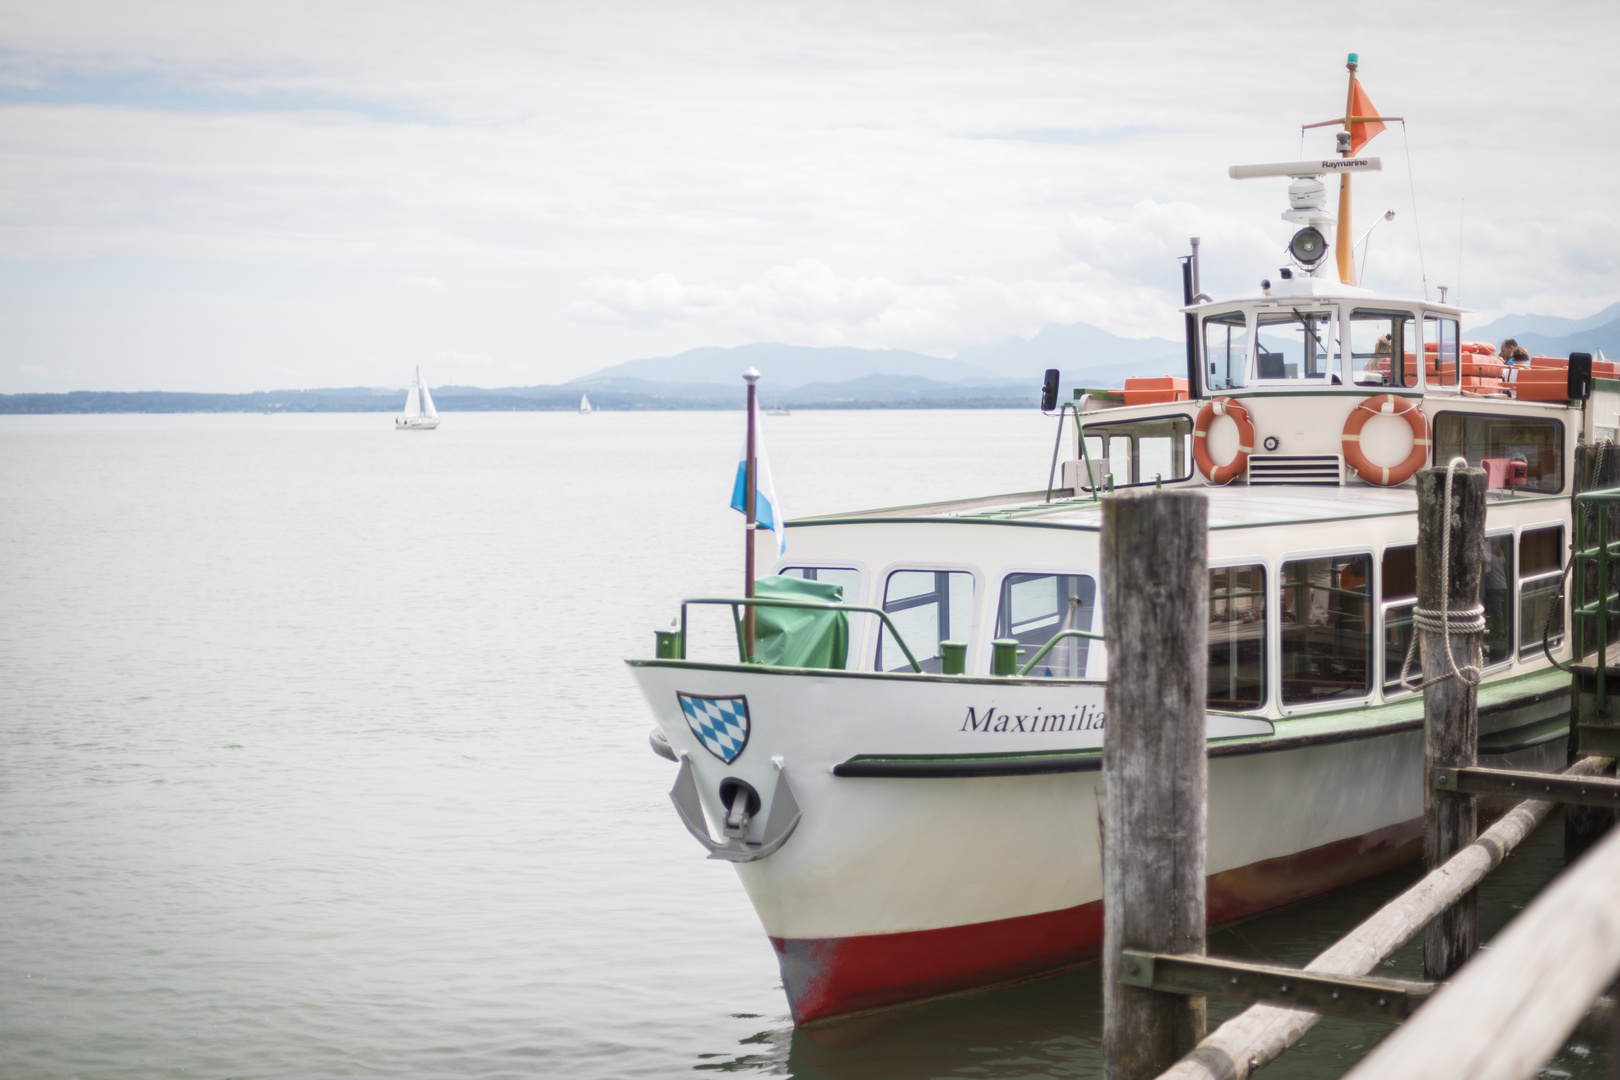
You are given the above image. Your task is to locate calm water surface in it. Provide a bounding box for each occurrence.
[0,411,1604,1079]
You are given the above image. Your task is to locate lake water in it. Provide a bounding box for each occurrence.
[0,410,1605,1079]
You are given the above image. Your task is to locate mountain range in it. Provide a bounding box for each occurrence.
[3,304,1615,413]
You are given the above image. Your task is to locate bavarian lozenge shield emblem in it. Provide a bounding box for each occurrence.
[677,692,750,764]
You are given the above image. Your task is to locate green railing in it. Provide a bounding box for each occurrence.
[1016,628,1105,676]
[674,597,924,672]
[1573,490,1620,708]
[659,601,1106,679]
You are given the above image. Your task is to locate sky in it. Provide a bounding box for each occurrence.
[1,0,1617,393]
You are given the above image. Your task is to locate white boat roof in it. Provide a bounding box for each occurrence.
[794,483,1559,533]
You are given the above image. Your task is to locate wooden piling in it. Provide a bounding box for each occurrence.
[1415,464,1486,981]
[1101,489,1209,1080]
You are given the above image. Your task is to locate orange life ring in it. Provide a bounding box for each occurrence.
[1342,395,1429,486]
[1193,397,1254,484]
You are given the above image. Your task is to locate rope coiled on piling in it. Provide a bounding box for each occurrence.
[1400,457,1485,691]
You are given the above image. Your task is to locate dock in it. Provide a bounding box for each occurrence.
[1101,459,1620,1080]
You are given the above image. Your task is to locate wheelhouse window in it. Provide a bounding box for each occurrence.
[1081,416,1193,487]
[778,566,863,603]
[1423,315,1461,389]
[1484,534,1515,667]
[1281,553,1372,705]
[1520,526,1565,659]
[1209,564,1266,710]
[1382,545,1417,692]
[1348,309,1417,389]
[1257,309,1338,382]
[879,570,974,673]
[1434,413,1565,493]
[995,573,1097,678]
[1204,311,1249,391]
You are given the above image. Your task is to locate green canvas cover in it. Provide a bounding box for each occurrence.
[750,574,849,669]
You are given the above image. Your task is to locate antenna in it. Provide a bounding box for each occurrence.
[1457,197,1466,307]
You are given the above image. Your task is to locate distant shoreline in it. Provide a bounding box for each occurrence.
[0,390,1038,414]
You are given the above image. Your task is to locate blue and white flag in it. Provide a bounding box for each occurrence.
[729,394,786,555]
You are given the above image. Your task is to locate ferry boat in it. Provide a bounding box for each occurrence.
[627,61,1618,1025]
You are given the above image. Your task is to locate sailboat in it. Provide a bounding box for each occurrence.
[395,367,440,430]
[579,394,593,414]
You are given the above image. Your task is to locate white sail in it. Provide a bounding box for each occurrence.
[403,381,421,418]
[421,380,438,418]
[580,394,592,414]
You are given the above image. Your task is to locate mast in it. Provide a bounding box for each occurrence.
[1336,55,1358,286]
[742,367,759,660]
[404,368,421,418]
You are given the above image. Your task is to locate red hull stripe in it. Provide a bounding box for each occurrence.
[773,816,1423,1024]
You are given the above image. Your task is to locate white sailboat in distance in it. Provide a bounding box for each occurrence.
[579,394,593,414]
[396,367,441,430]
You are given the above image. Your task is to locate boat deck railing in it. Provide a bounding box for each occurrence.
[1572,489,1620,708]
[667,597,925,672]
[658,597,1110,679]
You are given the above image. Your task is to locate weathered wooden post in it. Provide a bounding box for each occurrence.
[1102,489,1208,1080]
[1415,462,1487,981]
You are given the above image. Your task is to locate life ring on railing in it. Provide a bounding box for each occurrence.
[1342,394,1429,486]
[1193,397,1254,484]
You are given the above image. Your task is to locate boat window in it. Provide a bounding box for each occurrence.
[778,566,863,604]
[1081,416,1193,487]
[1483,533,1514,667]
[1281,553,1372,705]
[1348,310,1417,389]
[879,570,975,673]
[1209,564,1266,710]
[995,573,1097,677]
[1381,545,1417,691]
[1519,526,1565,659]
[1203,311,1249,391]
[1433,413,1565,493]
[1256,309,1338,382]
[1423,315,1461,388]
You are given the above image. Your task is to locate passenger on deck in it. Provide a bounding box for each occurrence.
[1499,338,1520,362]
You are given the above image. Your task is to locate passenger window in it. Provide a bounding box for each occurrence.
[1519,526,1565,659]
[1382,545,1417,691]
[1423,315,1460,388]
[1483,534,1514,667]
[1257,309,1338,381]
[1209,565,1266,710]
[1203,311,1249,391]
[1281,553,1372,705]
[1434,413,1565,493]
[880,570,975,673]
[778,566,863,603]
[1349,310,1417,389]
[994,573,1097,677]
[1081,416,1193,487]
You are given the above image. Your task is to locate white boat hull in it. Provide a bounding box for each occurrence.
[630,659,1565,1023]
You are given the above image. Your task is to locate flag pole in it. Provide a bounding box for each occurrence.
[742,366,760,660]
[1336,53,1359,286]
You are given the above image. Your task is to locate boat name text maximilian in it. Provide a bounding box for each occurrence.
[961,705,1105,734]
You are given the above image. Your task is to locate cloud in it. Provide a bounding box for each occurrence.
[17,363,48,376]
[569,258,1177,351]
[2,1,1619,391]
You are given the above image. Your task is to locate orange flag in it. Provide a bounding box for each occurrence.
[1348,77,1386,155]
